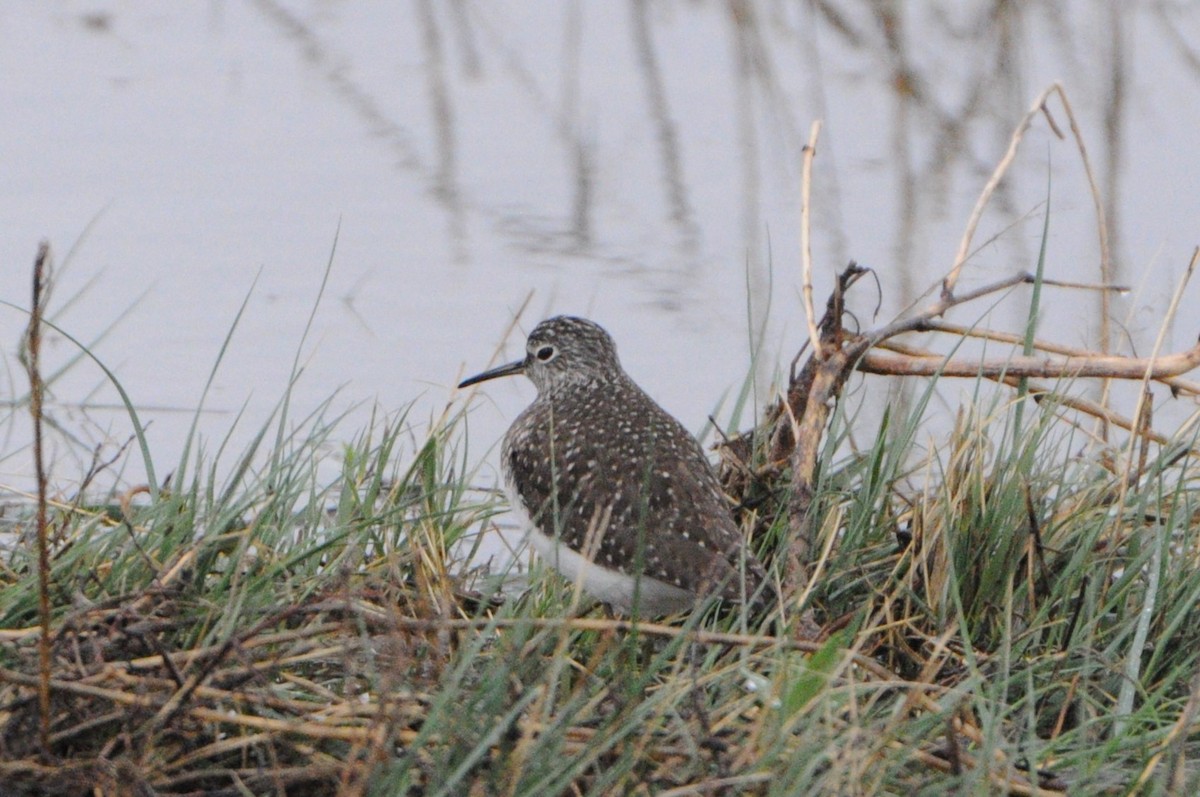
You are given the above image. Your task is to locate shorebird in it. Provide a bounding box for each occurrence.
[460,316,772,616]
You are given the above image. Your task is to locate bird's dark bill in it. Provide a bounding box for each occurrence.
[458,358,525,388]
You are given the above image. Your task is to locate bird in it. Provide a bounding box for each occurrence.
[459,315,773,617]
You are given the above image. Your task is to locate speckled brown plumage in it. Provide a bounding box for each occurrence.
[460,316,773,616]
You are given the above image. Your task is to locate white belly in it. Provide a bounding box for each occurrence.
[504,481,695,615]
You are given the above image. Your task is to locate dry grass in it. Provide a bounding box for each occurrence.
[2,351,1198,795]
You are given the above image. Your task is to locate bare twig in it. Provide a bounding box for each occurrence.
[20,242,53,755]
[857,340,1200,380]
[861,343,1181,447]
[784,264,872,594]
[885,319,1200,397]
[800,120,823,359]
[942,85,1062,299]
[1121,246,1199,461]
[941,84,1110,317]
[1050,87,1114,353]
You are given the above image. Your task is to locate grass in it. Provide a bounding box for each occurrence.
[2,292,1200,796]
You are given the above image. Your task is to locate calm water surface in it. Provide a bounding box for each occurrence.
[1,1,1198,501]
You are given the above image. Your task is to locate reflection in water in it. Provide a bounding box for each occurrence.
[252,0,425,172]
[3,2,1199,494]
[563,1,594,249]
[1101,1,1126,353]
[629,0,699,257]
[244,2,1175,335]
[417,0,467,263]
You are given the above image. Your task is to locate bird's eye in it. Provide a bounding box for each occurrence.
[536,345,556,362]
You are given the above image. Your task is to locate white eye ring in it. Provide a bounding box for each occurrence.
[535,344,556,362]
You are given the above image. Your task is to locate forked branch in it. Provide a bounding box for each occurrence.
[770,82,1199,594]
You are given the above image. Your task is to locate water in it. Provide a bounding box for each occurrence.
[1,1,1198,502]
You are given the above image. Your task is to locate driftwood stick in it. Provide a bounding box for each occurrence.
[800,121,824,359]
[784,265,872,596]
[876,323,1200,398]
[857,342,1200,380]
